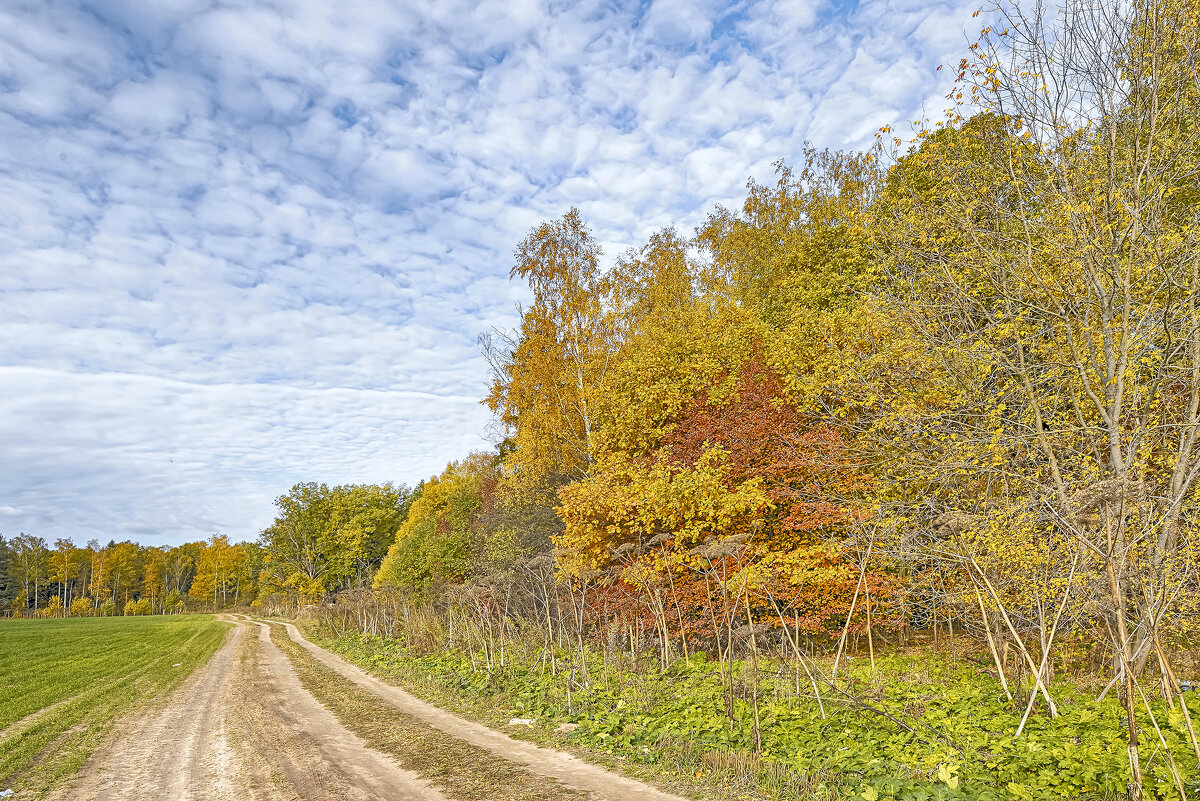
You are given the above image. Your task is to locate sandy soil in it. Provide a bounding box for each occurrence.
[49,616,446,801]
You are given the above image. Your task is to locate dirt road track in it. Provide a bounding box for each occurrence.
[51,615,692,801]
[50,616,445,801]
[279,620,688,801]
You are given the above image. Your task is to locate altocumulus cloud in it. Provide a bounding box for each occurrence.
[0,0,978,545]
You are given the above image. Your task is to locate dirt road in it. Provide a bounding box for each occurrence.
[51,616,446,801]
[51,616,692,801]
[281,621,689,801]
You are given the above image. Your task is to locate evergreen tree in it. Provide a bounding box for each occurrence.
[0,535,13,610]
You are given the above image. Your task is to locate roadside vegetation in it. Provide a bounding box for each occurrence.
[305,614,1200,801]
[0,615,229,796]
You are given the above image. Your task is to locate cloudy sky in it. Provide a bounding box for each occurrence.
[0,0,978,546]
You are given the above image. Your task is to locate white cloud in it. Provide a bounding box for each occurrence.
[0,0,976,545]
[640,0,721,46]
[106,74,210,132]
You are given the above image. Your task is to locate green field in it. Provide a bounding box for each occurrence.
[0,615,230,796]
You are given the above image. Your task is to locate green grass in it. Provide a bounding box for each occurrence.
[304,629,1200,801]
[0,615,230,796]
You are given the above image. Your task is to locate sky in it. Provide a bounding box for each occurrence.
[0,0,980,547]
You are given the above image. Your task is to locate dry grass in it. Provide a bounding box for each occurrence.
[263,621,593,801]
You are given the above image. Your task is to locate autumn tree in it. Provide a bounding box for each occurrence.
[374,455,495,597]
[9,533,49,611]
[871,1,1200,792]
[165,542,198,596]
[699,148,879,323]
[139,547,169,612]
[696,148,887,414]
[591,228,732,458]
[90,541,142,610]
[48,539,84,613]
[483,208,619,496]
[878,0,1200,644]
[607,226,697,340]
[79,540,99,610]
[259,482,414,606]
[561,352,875,647]
[190,535,243,608]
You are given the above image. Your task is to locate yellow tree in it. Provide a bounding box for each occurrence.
[875,1,1200,792]
[698,147,879,324]
[594,231,738,457]
[164,543,197,596]
[190,535,245,608]
[141,547,168,613]
[9,533,49,612]
[78,540,99,610]
[48,539,83,614]
[695,147,885,412]
[483,209,619,494]
[91,542,142,609]
[607,226,696,341]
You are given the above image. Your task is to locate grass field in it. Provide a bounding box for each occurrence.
[0,615,230,796]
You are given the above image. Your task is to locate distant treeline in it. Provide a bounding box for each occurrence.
[0,531,260,617]
[0,482,416,617]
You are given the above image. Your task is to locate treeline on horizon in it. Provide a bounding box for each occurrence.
[6,0,1200,711]
[0,530,260,617]
[0,482,416,617]
[0,531,268,617]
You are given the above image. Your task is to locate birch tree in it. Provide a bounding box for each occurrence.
[483,208,619,491]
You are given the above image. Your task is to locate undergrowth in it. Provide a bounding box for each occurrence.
[305,628,1200,801]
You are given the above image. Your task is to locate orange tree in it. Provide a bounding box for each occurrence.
[559,349,882,652]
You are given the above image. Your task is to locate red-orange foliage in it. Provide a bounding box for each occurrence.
[663,350,863,543]
[565,349,892,643]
